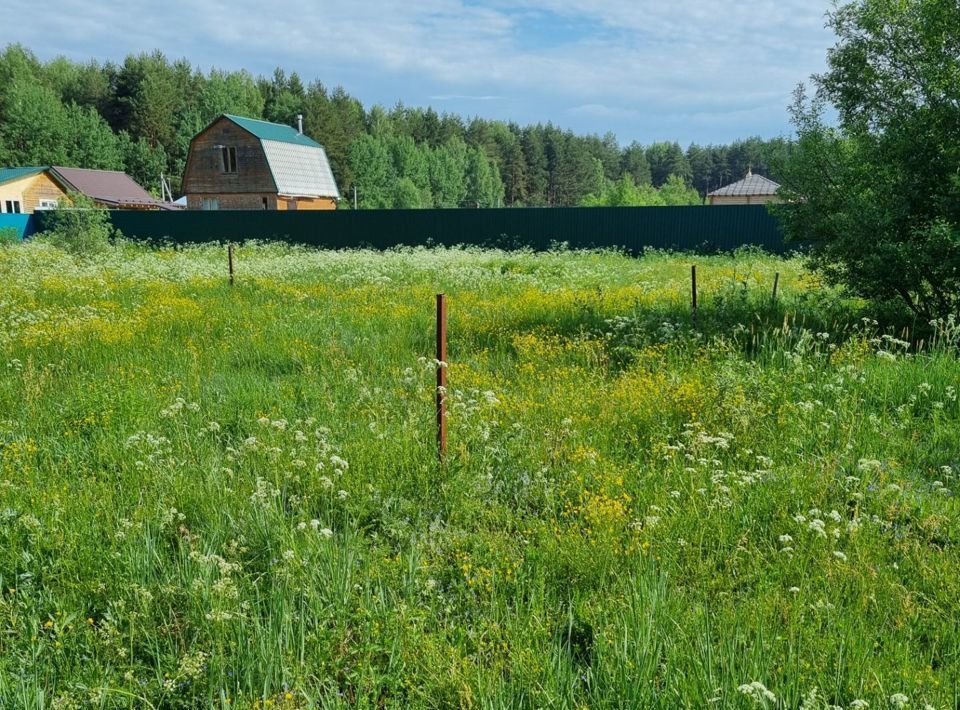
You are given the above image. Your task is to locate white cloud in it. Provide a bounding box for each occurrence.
[4,0,835,142]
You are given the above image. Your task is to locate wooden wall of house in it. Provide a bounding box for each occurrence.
[709,195,781,206]
[276,196,337,211]
[0,173,69,213]
[182,119,276,196]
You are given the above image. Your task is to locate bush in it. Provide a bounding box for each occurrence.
[0,226,20,246]
[35,193,118,255]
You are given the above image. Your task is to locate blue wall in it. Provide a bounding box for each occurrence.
[0,214,35,239]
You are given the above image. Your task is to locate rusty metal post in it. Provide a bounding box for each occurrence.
[436,293,447,463]
[691,264,698,312]
[772,271,780,301]
[228,244,235,286]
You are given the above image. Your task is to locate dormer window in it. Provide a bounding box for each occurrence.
[221,146,237,173]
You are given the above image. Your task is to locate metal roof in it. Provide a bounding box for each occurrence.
[261,140,340,199]
[223,114,321,148]
[708,171,781,197]
[0,166,46,186]
[50,166,163,206]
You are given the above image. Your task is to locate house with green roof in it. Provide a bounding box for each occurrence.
[182,114,340,211]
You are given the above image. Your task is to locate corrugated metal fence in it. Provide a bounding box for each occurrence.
[106,205,789,253]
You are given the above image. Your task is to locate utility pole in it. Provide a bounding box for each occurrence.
[353,186,358,210]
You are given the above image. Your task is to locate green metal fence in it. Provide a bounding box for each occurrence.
[105,205,790,254]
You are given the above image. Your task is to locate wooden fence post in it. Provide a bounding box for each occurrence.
[228,244,235,286]
[691,265,698,313]
[772,271,780,301]
[436,294,447,463]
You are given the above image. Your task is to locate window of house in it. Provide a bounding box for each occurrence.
[37,199,59,210]
[262,197,269,210]
[201,198,220,211]
[220,146,238,173]
[4,200,22,214]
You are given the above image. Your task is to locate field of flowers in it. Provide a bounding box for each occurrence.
[0,241,958,708]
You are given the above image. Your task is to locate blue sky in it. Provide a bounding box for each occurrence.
[5,0,835,145]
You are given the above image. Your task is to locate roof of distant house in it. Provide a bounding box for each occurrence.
[49,166,163,208]
[216,115,340,199]
[0,166,46,186]
[708,170,781,197]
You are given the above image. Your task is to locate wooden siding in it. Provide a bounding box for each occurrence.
[277,196,337,211]
[182,118,276,197]
[0,173,69,214]
[709,194,781,206]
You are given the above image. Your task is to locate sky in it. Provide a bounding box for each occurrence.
[4,0,836,145]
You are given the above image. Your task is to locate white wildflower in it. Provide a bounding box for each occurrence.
[737,681,776,705]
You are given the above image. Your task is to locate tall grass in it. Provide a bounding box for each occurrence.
[0,242,956,708]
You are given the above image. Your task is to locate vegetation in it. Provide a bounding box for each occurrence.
[581,174,702,207]
[0,44,790,206]
[1,241,958,707]
[777,0,960,321]
[32,194,117,255]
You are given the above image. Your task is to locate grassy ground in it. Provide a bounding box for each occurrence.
[0,241,957,708]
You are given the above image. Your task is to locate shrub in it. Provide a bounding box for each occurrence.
[35,193,118,255]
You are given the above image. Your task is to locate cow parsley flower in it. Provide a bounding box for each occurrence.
[737,681,776,705]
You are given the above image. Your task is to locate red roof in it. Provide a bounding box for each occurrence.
[50,166,172,208]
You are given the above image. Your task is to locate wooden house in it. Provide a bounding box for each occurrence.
[182,115,340,210]
[0,166,170,214]
[708,169,781,205]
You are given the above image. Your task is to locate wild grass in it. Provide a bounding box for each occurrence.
[0,241,957,708]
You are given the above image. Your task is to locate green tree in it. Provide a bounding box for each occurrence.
[391,177,424,208]
[349,134,395,209]
[777,0,960,320]
[464,146,504,207]
[658,174,702,206]
[428,139,468,208]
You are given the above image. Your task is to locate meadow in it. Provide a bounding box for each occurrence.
[0,241,957,709]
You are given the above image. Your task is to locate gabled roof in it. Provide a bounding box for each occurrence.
[708,170,780,197]
[215,114,340,199]
[50,166,166,208]
[223,114,321,148]
[0,167,46,186]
